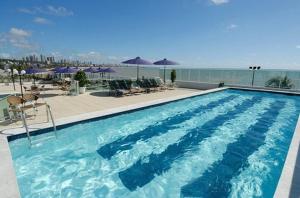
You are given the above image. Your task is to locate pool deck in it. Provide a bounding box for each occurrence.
[1,85,300,197]
[0,83,197,132]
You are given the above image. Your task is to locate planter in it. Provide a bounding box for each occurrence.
[79,87,86,94]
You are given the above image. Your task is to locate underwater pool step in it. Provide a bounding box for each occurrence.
[30,135,57,145]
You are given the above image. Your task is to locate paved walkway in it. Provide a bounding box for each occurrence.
[0,83,198,131]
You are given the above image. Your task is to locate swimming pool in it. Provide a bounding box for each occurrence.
[8,89,300,197]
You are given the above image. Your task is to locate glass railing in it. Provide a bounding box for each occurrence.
[169,68,300,90]
[0,94,13,121]
[107,67,300,91]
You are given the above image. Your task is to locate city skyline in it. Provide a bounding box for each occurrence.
[1,0,300,69]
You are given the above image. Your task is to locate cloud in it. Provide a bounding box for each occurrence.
[9,27,31,37]
[76,51,103,62]
[18,8,35,14]
[46,5,73,16]
[33,17,52,24]
[108,56,118,60]
[0,27,36,49]
[0,53,10,58]
[296,45,300,49]
[210,0,229,5]
[18,5,73,16]
[226,24,238,30]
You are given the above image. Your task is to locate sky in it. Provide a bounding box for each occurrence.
[0,0,300,69]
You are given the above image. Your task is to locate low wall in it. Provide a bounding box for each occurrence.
[175,80,300,93]
[228,84,300,93]
[175,80,219,90]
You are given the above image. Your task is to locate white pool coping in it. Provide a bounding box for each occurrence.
[1,86,299,198]
[274,115,300,198]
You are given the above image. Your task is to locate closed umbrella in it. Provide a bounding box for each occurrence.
[153,58,178,84]
[122,57,152,80]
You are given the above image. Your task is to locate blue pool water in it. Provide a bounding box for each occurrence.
[8,89,300,197]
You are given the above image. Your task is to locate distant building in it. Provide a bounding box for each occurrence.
[40,54,46,63]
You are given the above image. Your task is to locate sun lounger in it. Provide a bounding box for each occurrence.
[136,80,151,93]
[131,80,146,93]
[149,79,165,91]
[123,80,144,94]
[144,79,159,92]
[108,81,130,97]
[154,78,168,90]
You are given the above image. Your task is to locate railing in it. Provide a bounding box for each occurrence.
[101,66,300,91]
[21,104,57,146]
[0,94,13,121]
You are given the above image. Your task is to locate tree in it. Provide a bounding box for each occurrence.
[265,75,293,89]
[170,69,176,83]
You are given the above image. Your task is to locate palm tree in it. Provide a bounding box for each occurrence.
[265,75,293,89]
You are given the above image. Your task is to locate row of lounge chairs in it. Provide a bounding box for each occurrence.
[108,78,173,97]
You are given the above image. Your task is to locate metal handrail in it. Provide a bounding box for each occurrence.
[20,103,57,146]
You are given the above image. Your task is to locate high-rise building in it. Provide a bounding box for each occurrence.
[40,54,45,63]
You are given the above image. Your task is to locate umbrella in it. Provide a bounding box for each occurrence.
[52,66,65,72]
[96,67,106,73]
[153,58,178,84]
[122,57,152,79]
[84,67,103,80]
[102,68,116,80]
[25,67,47,74]
[55,66,79,74]
[103,68,116,73]
[25,67,48,84]
[54,66,79,81]
[83,67,99,73]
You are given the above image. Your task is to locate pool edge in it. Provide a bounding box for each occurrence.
[0,135,20,198]
[274,115,300,198]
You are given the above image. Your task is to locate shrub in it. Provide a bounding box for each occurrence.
[265,75,293,89]
[74,70,88,87]
[170,69,176,83]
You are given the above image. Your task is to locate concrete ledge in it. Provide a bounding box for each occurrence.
[227,85,300,94]
[274,115,300,198]
[174,80,300,94]
[228,87,300,95]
